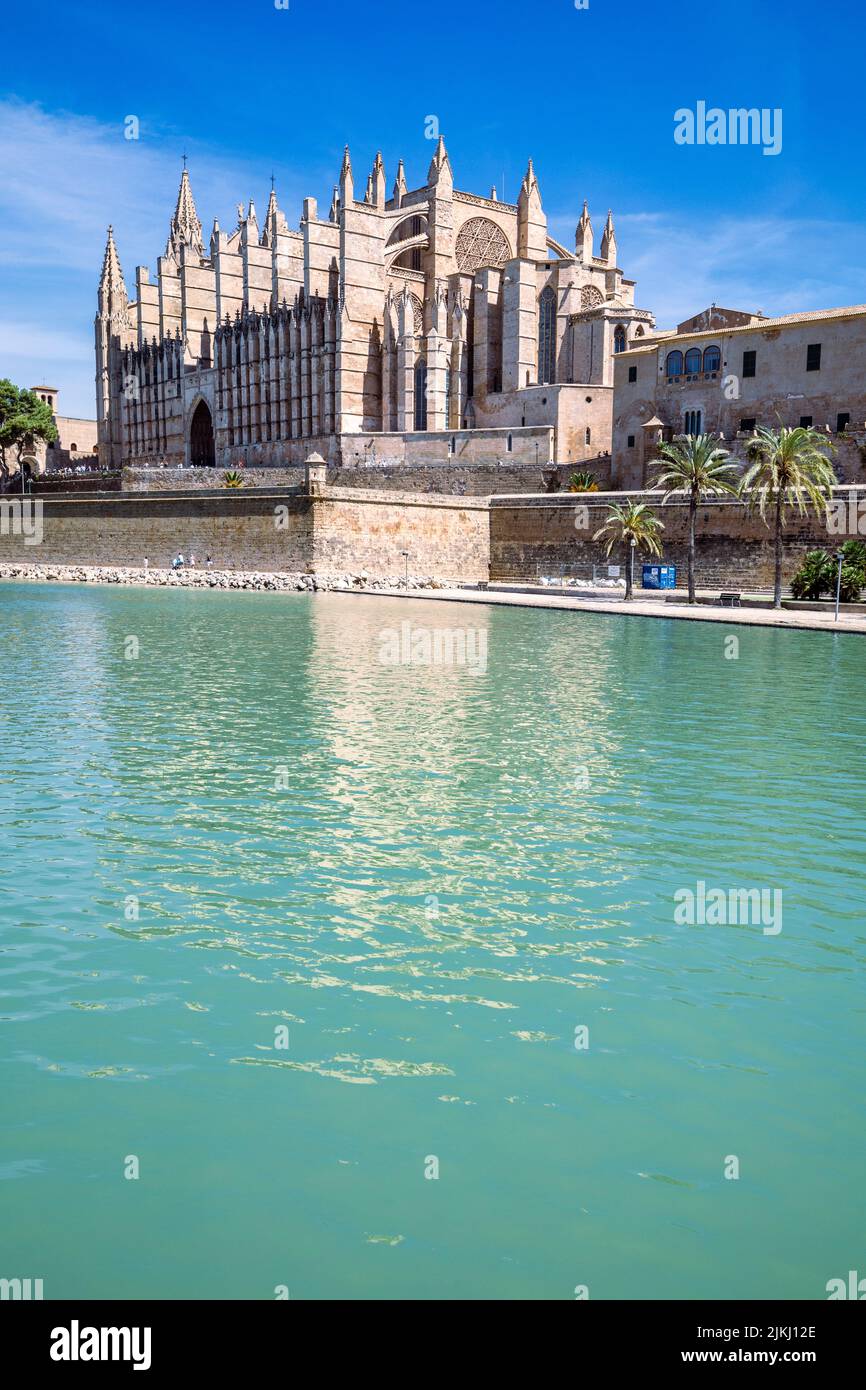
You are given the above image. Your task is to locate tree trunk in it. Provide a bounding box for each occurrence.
[688,493,697,604]
[774,490,784,609]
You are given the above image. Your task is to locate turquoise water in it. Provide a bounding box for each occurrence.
[1,582,864,1301]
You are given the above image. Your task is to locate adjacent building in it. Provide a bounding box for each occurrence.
[29,386,99,473]
[612,304,866,488]
[96,142,653,474]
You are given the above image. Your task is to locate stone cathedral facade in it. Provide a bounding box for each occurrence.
[95,139,654,473]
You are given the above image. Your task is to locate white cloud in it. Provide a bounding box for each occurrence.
[548,207,866,330]
[0,100,328,414]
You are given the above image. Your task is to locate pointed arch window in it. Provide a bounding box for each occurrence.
[414,361,428,431]
[538,285,556,385]
[614,325,627,354]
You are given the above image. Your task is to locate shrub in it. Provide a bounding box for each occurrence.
[568,469,598,492]
[790,550,836,600]
[223,470,244,489]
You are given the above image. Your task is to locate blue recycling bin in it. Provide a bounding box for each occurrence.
[642,563,677,590]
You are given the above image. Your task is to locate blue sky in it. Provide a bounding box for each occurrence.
[1,0,864,418]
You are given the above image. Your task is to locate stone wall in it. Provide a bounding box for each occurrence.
[0,491,312,572]
[312,488,489,582]
[122,449,613,498]
[0,486,488,583]
[489,486,866,591]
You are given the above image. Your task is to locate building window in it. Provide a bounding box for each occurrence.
[742,349,756,378]
[628,365,637,382]
[70,442,77,452]
[684,348,702,375]
[614,325,626,354]
[683,410,702,436]
[666,350,683,378]
[702,345,721,373]
[627,434,635,448]
[538,286,556,385]
[799,415,813,428]
[414,362,428,430]
[507,432,513,453]
[740,417,757,432]
[585,427,591,445]
[837,412,850,433]
[806,343,822,371]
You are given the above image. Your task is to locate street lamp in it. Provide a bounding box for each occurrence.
[835,549,844,621]
[629,536,637,600]
[400,549,409,588]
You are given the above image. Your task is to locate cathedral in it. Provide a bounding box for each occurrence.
[95,139,654,473]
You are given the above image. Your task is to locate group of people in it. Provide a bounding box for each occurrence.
[0,461,33,495]
[168,553,213,571]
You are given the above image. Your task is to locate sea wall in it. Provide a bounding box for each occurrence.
[489,486,866,590]
[0,486,489,583]
[312,488,489,582]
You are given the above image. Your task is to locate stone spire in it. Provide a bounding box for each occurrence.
[329,185,340,223]
[262,186,282,247]
[427,135,452,188]
[166,167,205,260]
[517,157,547,258]
[364,172,374,204]
[576,201,593,262]
[393,159,407,206]
[339,145,354,205]
[601,209,617,266]
[97,225,129,318]
[372,150,386,207]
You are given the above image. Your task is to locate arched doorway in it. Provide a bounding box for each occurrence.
[189,400,215,466]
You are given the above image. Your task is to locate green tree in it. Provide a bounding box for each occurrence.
[593,500,664,600]
[651,433,740,604]
[738,426,837,609]
[0,381,58,479]
[0,378,21,469]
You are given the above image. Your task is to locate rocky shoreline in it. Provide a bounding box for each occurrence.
[0,562,448,593]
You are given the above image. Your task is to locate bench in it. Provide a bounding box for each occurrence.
[718,591,741,608]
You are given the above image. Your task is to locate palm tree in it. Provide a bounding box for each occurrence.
[738,426,837,608]
[593,500,664,600]
[651,433,740,604]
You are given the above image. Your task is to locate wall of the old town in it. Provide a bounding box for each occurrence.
[0,486,489,582]
[489,487,866,590]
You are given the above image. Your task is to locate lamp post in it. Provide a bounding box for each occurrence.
[835,549,844,621]
[629,537,636,601]
[400,549,409,588]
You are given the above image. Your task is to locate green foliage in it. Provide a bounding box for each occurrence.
[790,544,866,604]
[738,425,837,521]
[0,379,58,465]
[568,470,598,492]
[223,469,244,489]
[593,500,664,598]
[739,425,838,607]
[790,551,836,600]
[652,432,740,501]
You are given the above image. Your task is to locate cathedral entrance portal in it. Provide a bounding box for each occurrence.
[189,400,215,467]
